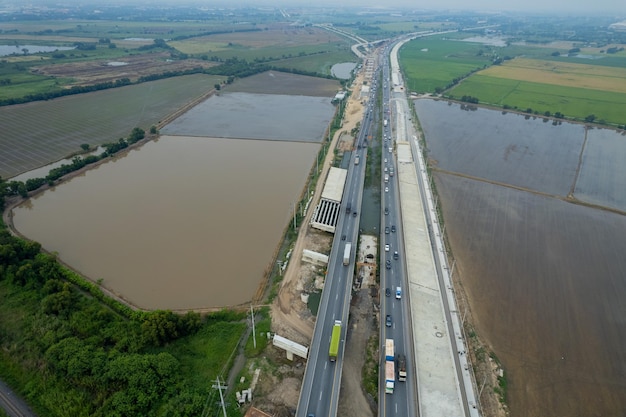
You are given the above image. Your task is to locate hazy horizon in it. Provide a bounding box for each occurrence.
[5,0,626,16]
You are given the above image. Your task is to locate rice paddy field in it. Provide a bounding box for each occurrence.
[0,74,222,179]
[398,36,495,93]
[449,58,626,125]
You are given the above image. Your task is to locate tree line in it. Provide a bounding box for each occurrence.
[0,39,339,107]
[2,127,148,200]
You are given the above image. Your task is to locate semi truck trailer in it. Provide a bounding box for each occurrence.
[329,320,341,361]
[343,242,351,266]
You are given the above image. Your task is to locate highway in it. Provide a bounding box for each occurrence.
[377,49,418,417]
[298,29,485,417]
[295,59,379,417]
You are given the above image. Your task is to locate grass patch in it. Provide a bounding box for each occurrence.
[362,333,379,402]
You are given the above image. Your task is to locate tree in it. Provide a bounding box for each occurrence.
[141,310,179,346]
[214,83,221,90]
[80,143,90,151]
[585,114,596,123]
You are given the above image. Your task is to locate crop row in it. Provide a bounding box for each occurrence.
[0,74,220,179]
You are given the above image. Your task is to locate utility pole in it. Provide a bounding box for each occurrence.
[212,377,228,417]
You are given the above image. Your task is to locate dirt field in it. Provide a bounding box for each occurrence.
[32,52,217,86]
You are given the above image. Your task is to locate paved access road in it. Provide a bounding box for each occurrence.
[0,379,38,417]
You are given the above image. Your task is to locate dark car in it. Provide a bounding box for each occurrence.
[385,288,391,297]
[385,226,390,234]
[341,234,346,241]
[386,315,392,327]
[385,260,391,269]
[384,207,389,215]
[391,225,396,233]
[353,211,358,217]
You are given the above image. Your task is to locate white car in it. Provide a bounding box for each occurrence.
[385,187,389,193]
[385,244,390,252]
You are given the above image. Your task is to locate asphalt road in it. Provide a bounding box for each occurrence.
[0,379,38,417]
[295,62,377,417]
[378,50,417,417]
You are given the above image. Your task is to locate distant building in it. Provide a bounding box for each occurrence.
[333,91,347,102]
[609,21,626,31]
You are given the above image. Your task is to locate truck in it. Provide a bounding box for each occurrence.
[385,361,395,394]
[397,354,407,381]
[343,242,351,266]
[354,155,360,165]
[385,339,394,361]
[329,320,341,361]
[384,174,389,183]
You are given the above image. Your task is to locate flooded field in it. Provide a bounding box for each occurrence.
[415,99,584,196]
[161,92,335,142]
[575,128,626,211]
[12,136,319,310]
[416,99,626,417]
[331,62,357,79]
[222,71,340,97]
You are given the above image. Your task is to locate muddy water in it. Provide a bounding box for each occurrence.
[12,135,319,310]
[415,99,626,416]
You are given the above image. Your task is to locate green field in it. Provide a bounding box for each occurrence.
[401,35,626,125]
[271,50,356,75]
[450,75,626,125]
[399,36,495,93]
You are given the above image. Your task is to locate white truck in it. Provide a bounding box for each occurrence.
[385,339,395,394]
[385,361,395,394]
[343,242,352,266]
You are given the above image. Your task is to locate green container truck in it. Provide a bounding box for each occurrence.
[329,320,341,361]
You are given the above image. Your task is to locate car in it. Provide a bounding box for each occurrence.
[391,225,396,233]
[353,211,357,217]
[384,244,390,252]
[386,315,392,327]
[384,158,387,163]
[385,187,389,193]
[385,260,391,269]
[385,288,391,297]
[384,207,389,215]
[385,226,390,234]
[393,251,399,260]
[341,234,346,241]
